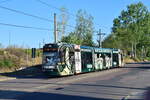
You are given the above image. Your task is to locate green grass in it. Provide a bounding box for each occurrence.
[0,59,14,68]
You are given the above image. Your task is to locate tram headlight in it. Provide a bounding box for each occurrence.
[113,62,117,66]
[44,66,55,69]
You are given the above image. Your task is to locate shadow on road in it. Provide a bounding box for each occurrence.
[0,65,49,79]
[126,62,150,65]
[0,80,147,91]
[123,62,150,69]
[122,66,150,69]
[0,89,114,100]
[1,62,150,79]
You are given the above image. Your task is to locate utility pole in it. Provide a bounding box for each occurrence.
[39,42,41,49]
[9,31,11,46]
[43,39,45,46]
[26,45,29,66]
[97,29,105,48]
[54,13,58,43]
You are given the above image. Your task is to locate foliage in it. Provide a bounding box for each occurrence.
[0,59,14,68]
[0,46,38,69]
[5,46,26,59]
[103,2,150,58]
[58,7,69,41]
[61,9,94,46]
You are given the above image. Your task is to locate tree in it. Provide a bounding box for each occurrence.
[61,9,94,46]
[104,2,150,58]
[75,9,94,46]
[58,7,69,41]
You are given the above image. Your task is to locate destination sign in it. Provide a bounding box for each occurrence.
[43,48,58,52]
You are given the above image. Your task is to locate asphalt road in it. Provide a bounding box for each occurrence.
[0,62,150,100]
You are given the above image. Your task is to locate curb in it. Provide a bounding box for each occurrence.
[122,92,145,100]
[0,77,16,82]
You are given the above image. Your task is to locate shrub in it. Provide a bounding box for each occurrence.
[5,47,26,59]
[0,59,14,68]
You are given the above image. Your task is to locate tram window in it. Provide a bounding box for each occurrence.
[59,51,65,62]
[101,53,106,66]
[69,52,75,64]
[101,53,105,59]
[81,52,93,69]
[113,54,118,61]
[113,53,119,65]
[105,53,111,57]
[97,54,99,58]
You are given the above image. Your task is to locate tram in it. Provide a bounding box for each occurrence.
[42,43,124,76]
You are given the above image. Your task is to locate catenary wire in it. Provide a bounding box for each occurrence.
[0,22,52,31]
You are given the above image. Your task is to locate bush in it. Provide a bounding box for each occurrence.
[0,59,14,68]
[0,46,42,72]
[0,47,26,69]
[5,47,26,59]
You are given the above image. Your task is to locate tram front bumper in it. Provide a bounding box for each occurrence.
[42,66,60,76]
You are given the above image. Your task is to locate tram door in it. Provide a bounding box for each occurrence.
[118,53,123,67]
[74,45,82,74]
[74,51,81,74]
[65,48,70,68]
[94,53,103,70]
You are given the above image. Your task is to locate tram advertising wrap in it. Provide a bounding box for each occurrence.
[42,43,124,76]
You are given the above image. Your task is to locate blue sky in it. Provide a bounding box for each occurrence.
[0,0,149,48]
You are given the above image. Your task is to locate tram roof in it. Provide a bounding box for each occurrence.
[44,43,120,52]
[80,46,117,50]
[80,46,118,53]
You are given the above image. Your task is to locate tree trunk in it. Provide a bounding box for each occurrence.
[132,42,134,58]
[134,42,137,58]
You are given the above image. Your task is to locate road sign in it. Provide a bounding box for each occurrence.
[32,48,36,58]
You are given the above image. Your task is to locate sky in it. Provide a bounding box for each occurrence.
[0,0,150,48]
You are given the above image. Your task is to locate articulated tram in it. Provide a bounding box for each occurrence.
[42,43,124,76]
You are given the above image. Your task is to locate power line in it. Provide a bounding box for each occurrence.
[35,0,109,30]
[0,22,52,31]
[35,0,76,28]
[0,5,75,28]
[0,5,53,22]
[35,0,76,17]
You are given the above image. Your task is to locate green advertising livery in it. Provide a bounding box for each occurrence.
[42,43,124,76]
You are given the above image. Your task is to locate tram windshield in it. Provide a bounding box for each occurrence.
[43,52,60,66]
